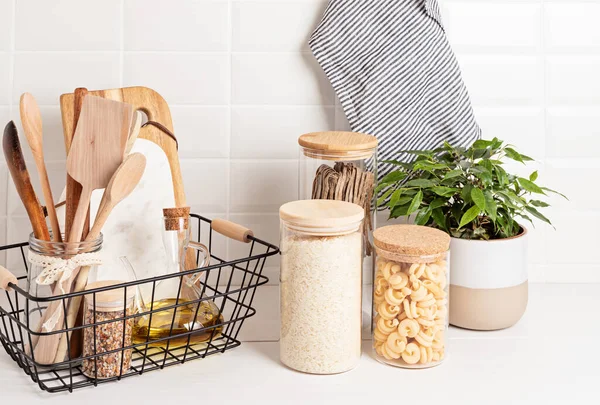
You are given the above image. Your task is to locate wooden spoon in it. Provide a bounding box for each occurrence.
[33,96,134,364]
[125,111,143,154]
[53,153,147,363]
[20,93,62,242]
[2,121,50,240]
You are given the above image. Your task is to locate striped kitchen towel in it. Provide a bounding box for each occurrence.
[309,0,481,181]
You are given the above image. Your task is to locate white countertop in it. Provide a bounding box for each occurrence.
[1,284,599,403]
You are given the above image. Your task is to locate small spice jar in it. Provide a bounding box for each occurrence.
[279,200,364,374]
[298,131,378,262]
[82,280,135,379]
[372,225,450,368]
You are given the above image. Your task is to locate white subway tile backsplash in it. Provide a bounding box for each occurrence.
[15,0,121,51]
[0,217,5,266]
[123,53,229,105]
[0,1,598,285]
[172,106,230,158]
[13,53,120,104]
[124,0,229,51]
[458,55,543,106]
[443,2,541,50]
[474,107,544,160]
[230,160,298,213]
[0,163,7,217]
[545,3,600,51]
[231,53,335,105]
[546,107,600,159]
[0,53,11,104]
[0,0,12,51]
[547,55,600,104]
[232,1,326,52]
[180,159,228,213]
[544,212,600,266]
[231,106,334,159]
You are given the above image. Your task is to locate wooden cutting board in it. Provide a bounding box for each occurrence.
[59,86,196,270]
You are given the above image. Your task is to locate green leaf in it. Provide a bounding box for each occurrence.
[472,139,493,149]
[471,188,486,211]
[459,205,481,229]
[517,177,546,195]
[461,184,474,203]
[470,166,493,185]
[529,171,538,182]
[429,198,447,209]
[530,199,550,208]
[443,170,463,180]
[388,189,402,208]
[504,147,524,163]
[377,188,394,207]
[541,187,568,200]
[407,191,423,214]
[390,204,410,218]
[431,208,447,231]
[395,196,414,206]
[380,171,407,184]
[431,186,457,197]
[483,190,497,222]
[525,206,552,226]
[405,178,437,188]
[520,153,534,162]
[415,207,432,225]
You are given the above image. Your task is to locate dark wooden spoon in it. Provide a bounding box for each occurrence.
[3,121,50,240]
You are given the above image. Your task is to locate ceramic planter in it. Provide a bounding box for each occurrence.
[449,227,528,330]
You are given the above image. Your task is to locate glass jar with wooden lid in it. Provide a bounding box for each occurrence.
[279,199,364,374]
[372,225,450,369]
[298,131,378,268]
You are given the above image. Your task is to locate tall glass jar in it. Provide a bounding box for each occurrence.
[298,131,378,272]
[279,200,364,374]
[372,225,450,368]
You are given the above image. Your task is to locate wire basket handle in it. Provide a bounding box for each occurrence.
[212,218,254,243]
[0,265,17,292]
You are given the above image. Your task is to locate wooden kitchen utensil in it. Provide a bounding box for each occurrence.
[65,87,89,239]
[66,95,134,244]
[33,96,134,364]
[53,153,147,363]
[2,121,50,241]
[59,87,196,271]
[19,93,62,242]
[125,111,143,154]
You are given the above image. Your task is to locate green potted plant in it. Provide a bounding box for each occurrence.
[377,138,566,330]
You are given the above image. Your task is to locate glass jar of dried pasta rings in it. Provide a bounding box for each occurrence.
[298,131,378,271]
[372,225,450,368]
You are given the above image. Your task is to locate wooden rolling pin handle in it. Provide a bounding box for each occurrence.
[212,218,254,243]
[0,266,17,291]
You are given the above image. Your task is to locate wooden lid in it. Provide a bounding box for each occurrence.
[279,200,364,235]
[373,225,450,259]
[84,280,135,312]
[298,131,377,161]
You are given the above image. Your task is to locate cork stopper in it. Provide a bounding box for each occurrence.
[373,225,450,263]
[163,207,190,230]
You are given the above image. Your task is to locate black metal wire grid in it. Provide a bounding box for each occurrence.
[0,214,279,393]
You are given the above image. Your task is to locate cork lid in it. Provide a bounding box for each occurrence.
[84,280,135,312]
[373,225,450,260]
[279,200,364,236]
[298,131,377,161]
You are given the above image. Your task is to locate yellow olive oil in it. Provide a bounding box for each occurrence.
[133,298,224,348]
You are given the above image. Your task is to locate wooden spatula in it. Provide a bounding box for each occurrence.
[33,96,134,364]
[53,153,147,363]
[66,95,134,244]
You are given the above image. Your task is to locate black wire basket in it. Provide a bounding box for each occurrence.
[0,214,279,393]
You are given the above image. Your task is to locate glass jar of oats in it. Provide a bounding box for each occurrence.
[372,225,450,368]
[279,199,364,374]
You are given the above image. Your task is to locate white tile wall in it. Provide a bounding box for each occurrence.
[0,0,598,283]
